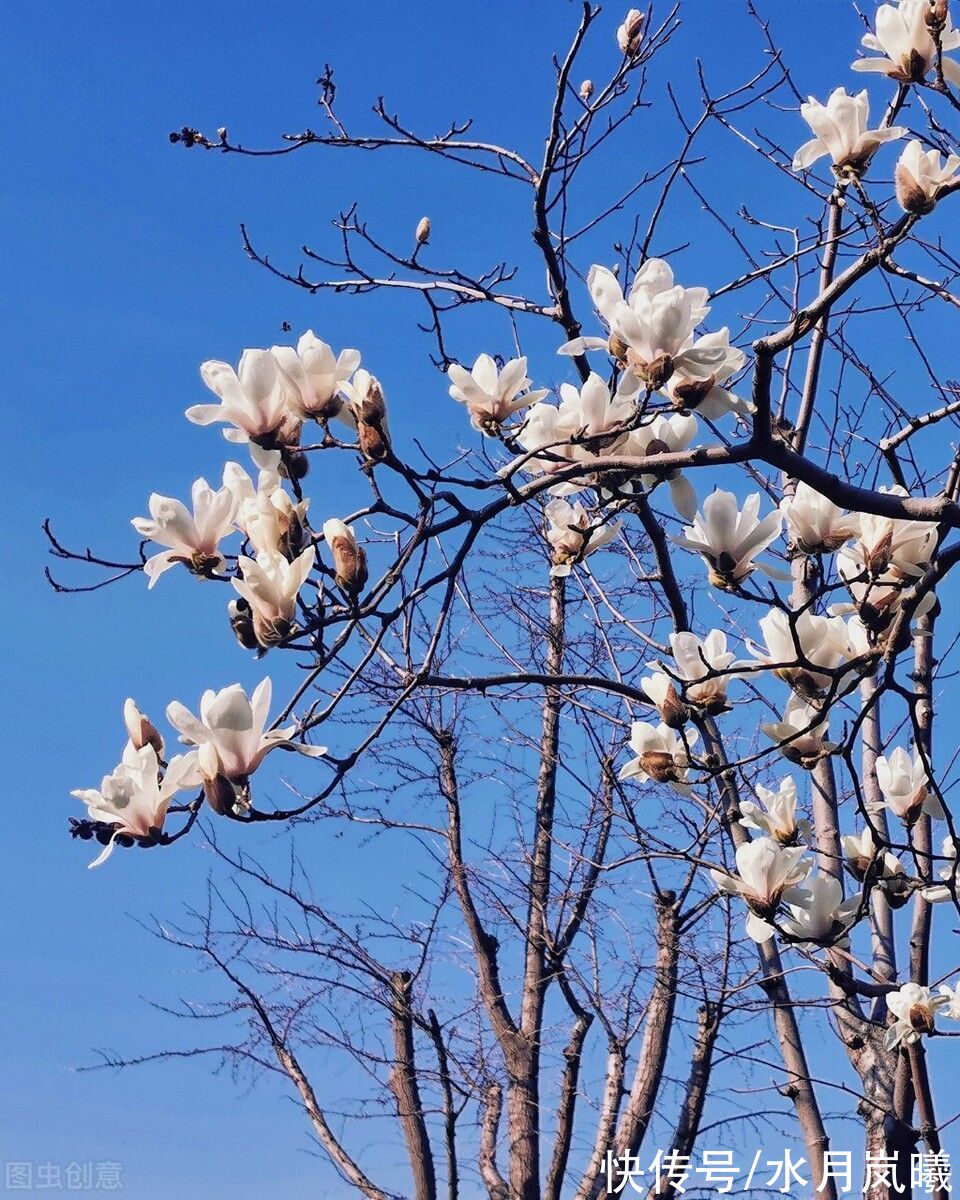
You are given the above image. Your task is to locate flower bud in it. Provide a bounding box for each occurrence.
[229,599,260,650]
[641,353,675,390]
[323,519,369,597]
[896,162,936,215]
[616,8,645,56]
[639,749,680,783]
[415,216,431,246]
[579,79,594,101]
[123,699,165,756]
[198,742,237,815]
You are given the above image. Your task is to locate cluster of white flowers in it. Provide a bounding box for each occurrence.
[72,685,324,865]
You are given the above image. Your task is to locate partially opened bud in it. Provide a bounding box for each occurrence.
[323,519,369,597]
[579,79,594,101]
[616,7,645,56]
[123,699,165,756]
[198,742,237,816]
[357,375,391,460]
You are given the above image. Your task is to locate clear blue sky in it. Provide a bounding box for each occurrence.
[3,2,951,1197]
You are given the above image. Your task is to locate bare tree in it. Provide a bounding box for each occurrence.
[55,3,960,1198]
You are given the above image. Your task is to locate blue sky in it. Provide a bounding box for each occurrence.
[4,2,955,1197]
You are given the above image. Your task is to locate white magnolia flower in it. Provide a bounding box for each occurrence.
[272,331,361,423]
[876,746,944,823]
[322,518,369,596]
[886,982,949,1048]
[516,373,634,490]
[187,349,293,445]
[895,139,960,213]
[619,721,698,795]
[674,491,784,589]
[647,630,737,718]
[224,446,308,559]
[622,413,699,519]
[938,983,960,1020]
[616,7,644,55]
[762,695,836,768]
[842,827,905,883]
[750,608,854,698]
[72,742,202,868]
[852,0,960,83]
[544,498,620,576]
[780,874,861,948]
[781,483,860,554]
[559,261,734,394]
[131,477,238,588]
[739,776,811,845]
[923,833,958,902]
[232,547,316,647]
[339,370,390,459]
[711,837,812,942]
[166,678,326,782]
[792,88,905,174]
[447,354,547,432]
[657,329,749,422]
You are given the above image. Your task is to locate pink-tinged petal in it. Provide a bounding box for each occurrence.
[143,551,179,588]
[185,403,228,426]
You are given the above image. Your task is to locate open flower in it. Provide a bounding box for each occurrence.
[852,0,960,83]
[544,498,620,576]
[646,630,737,720]
[762,695,836,768]
[780,874,862,948]
[166,678,326,782]
[792,88,905,175]
[674,491,784,589]
[895,139,960,213]
[876,746,944,824]
[739,776,811,845]
[72,742,201,868]
[186,349,293,445]
[232,547,316,647]
[657,329,749,422]
[843,827,905,883]
[132,477,238,588]
[781,482,860,554]
[886,982,949,1049]
[224,448,308,560]
[272,331,361,423]
[621,413,699,519]
[711,837,812,942]
[749,608,854,698]
[619,721,698,795]
[447,354,547,432]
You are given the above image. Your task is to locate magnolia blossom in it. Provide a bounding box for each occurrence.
[657,329,749,422]
[544,499,620,576]
[739,776,811,846]
[885,982,949,1049]
[123,698,164,756]
[792,88,905,174]
[616,7,644,55]
[621,414,699,519]
[132,477,237,588]
[750,608,855,698]
[322,518,369,596]
[224,446,308,559]
[780,483,860,554]
[340,370,390,459]
[166,678,326,783]
[837,487,937,625]
[645,630,737,722]
[895,140,960,213]
[876,746,944,824]
[516,373,634,490]
[842,827,905,883]
[923,833,958,902]
[711,837,812,943]
[852,0,960,83]
[762,695,835,768]
[232,547,316,647]
[674,491,783,589]
[559,261,739,396]
[272,330,361,423]
[780,874,861,949]
[72,742,201,868]
[447,354,547,432]
[939,983,960,1020]
[186,349,293,445]
[619,721,697,795]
